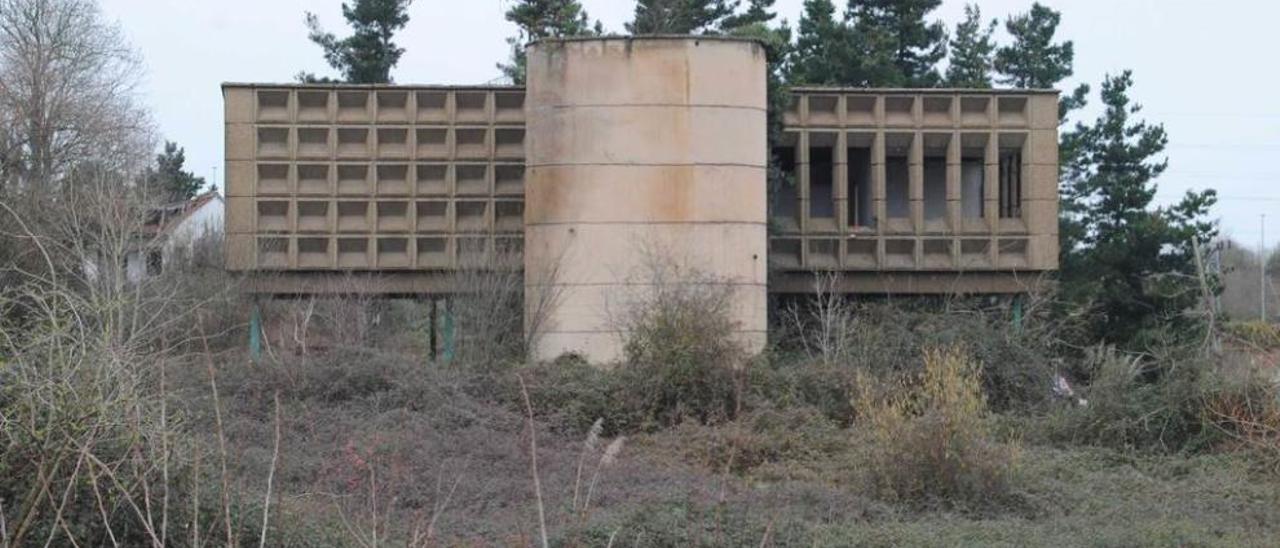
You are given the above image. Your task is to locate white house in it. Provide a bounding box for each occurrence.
[124,191,224,283]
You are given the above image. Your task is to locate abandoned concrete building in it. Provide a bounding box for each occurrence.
[223,36,1059,362]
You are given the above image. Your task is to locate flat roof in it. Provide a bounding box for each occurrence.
[790,86,1059,95]
[221,83,523,90]
[223,83,1056,95]
[528,34,767,48]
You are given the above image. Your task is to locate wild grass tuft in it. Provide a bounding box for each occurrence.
[852,345,1022,510]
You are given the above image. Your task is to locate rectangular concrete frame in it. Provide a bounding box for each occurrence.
[225,84,1057,296]
[772,88,1059,294]
[223,84,525,278]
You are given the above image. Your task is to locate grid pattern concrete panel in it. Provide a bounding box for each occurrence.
[771,89,1058,293]
[224,85,525,273]
[224,80,1058,297]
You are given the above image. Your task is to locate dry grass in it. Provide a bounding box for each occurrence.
[852,346,1022,510]
[1204,377,1280,473]
[1226,320,1280,349]
[3,173,1277,545]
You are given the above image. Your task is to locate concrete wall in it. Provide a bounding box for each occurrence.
[220,57,1061,359]
[524,37,769,363]
[772,89,1059,293]
[223,85,526,274]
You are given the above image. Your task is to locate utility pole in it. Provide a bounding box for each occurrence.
[1262,214,1268,322]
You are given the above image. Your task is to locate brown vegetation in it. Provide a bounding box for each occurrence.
[1,2,1278,542]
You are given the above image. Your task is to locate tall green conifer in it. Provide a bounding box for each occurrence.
[298,0,413,83]
[1059,72,1218,348]
[945,4,996,88]
[499,0,599,84]
[626,0,736,35]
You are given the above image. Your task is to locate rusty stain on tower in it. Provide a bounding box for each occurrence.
[222,36,1059,363]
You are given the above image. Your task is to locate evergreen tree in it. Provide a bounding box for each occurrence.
[1059,72,1218,348]
[499,0,599,84]
[992,2,1088,121]
[298,0,412,84]
[789,0,945,87]
[788,0,856,85]
[993,3,1071,88]
[845,0,947,87]
[944,4,996,88]
[720,0,776,29]
[146,141,205,202]
[626,0,736,35]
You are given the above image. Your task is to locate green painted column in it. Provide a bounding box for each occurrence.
[1012,294,1024,332]
[441,297,455,364]
[429,298,438,362]
[249,300,263,362]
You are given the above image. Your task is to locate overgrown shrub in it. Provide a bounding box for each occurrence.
[852,346,1021,510]
[1225,320,1280,349]
[0,286,200,546]
[513,354,637,434]
[1203,377,1280,473]
[747,352,859,424]
[776,296,1059,412]
[1042,345,1223,453]
[652,406,844,480]
[521,295,1062,438]
[614,263,747,430]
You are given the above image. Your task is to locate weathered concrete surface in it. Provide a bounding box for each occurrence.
[524,37,769,363]
[221,84,525,273]
[773,89,1060,289]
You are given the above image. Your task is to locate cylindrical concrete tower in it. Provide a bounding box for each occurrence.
[524,36,768,363]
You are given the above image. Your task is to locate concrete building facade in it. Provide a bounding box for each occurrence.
[222,36,1058,363]
[770,88,1059,294]
[523,38,768,361]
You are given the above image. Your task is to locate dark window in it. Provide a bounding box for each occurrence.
[146,250,162,276]
[771,146,797,222]
[808,146,834,219]
[923,156,946,220]
[847,146,872,227]
[886,155,910,219]
[999,149,1022,218]
[961,155,984,219]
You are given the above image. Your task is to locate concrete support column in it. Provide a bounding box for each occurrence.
[909,133,924,236]
[524,37,768,363]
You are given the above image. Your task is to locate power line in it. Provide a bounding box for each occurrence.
[1162,196,1280,202]
[1166,143,1280,150]
[1147,112,1280,119]
[1161,172,1280,182]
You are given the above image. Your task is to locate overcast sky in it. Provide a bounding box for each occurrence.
[97,0,1279,245]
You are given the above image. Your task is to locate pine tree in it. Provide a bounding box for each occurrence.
[626,0,736,35]
[499,0,598,84]
[298,0,412,84]
[720,0,776,30]
[992,3,1090,123]
[1059,72,1218,348]
[993,3,1071,89]
[788,0,854,85]
[944,4,996,88]
[845,0,947,87]
[146,142,205,202]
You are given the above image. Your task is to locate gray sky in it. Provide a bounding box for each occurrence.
[98,0,1279,244]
